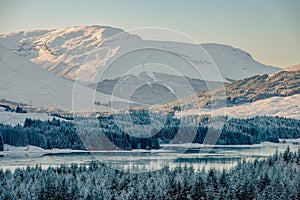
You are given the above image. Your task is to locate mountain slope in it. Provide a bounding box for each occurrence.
[149,70,300,118]
[0,44,113,111]
[0,26,279,83]
[178,94,300,120]
[0,26,136,82]
[201,43,279,81]
[91,72,224,106]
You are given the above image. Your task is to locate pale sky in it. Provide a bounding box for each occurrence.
[0,0,299,68]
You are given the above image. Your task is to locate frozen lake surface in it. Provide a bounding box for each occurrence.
[0,141,299,172]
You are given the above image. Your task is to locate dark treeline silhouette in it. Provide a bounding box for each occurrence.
[0,148,299,199]
[0,118,84,150]
[0,116,161,151]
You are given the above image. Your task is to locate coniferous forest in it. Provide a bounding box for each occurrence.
[1,113,300,151]
[0,148,299,200]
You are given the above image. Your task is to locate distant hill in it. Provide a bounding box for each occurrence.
[179,70,299,109]
[90,72,224,106]
[154,70,300,115]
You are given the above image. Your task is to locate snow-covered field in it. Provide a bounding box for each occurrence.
[177,94,300,119]
[0,144,84,157]
[0,110,57,126]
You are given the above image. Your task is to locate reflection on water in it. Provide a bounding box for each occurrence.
[0,143,299,172]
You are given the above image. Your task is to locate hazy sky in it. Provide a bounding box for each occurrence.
[0,0,299,67]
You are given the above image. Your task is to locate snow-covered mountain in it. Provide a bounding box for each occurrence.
[0,26,279,83]
[0,44,114,111]
[0,25,285,113]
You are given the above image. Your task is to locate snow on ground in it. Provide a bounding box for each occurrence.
[0,44,126,112]
[177,94,300,119]
[2,139,299,158]
[0,144,84,157]
[161,139,300,149]
[201,43,279,80]
[0,144,172,157]
[0,26,281,112]
[0,110,56,126]
[279,138,300,144]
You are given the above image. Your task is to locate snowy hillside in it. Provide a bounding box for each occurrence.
[177,94,300,120]
[201,43,279,81]
[0,26,279,83]
[0,110,56,126]
[149,70,300,119]
[0,44,116,111]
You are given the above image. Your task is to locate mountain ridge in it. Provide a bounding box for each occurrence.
[0,25,279,83]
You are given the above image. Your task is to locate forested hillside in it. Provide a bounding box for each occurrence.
[165,70,300,110]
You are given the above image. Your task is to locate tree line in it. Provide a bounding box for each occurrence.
[1,112,300,151]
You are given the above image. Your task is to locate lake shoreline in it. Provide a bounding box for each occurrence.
[1,139,300,157]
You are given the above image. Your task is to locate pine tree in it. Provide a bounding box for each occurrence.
[0,135,3,151]
[192,175,206,199]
